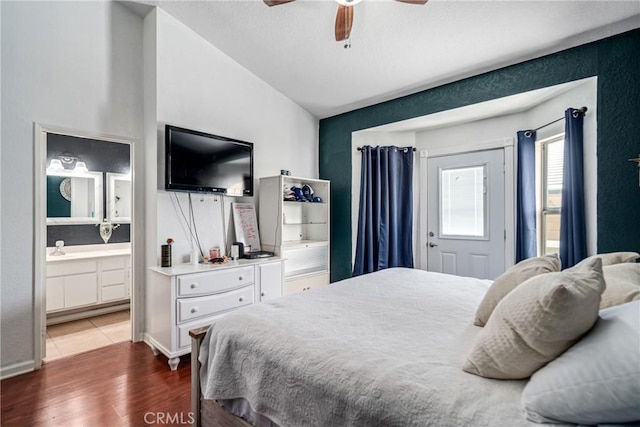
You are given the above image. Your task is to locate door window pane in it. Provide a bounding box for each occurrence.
[440,166,486,237]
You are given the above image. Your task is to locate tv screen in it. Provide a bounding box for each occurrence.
[165,125,253,196]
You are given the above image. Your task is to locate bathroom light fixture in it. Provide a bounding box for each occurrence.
[47,152,90,173]
[47,158,64,172]
[73,161,88,173]
[57,152,78,164]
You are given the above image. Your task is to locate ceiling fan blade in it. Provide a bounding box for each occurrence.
[263,0,296,6]
[394,0,428,4]
[335,5,354,41]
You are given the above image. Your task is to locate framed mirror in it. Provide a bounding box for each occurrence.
[106,172,131,223]
[46,170,103,224]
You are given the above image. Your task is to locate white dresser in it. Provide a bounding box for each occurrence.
[146,258,284,370]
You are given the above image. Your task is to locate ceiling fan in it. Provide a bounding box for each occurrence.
[264,0,428,44]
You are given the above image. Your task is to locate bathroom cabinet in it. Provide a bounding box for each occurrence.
[46,251,130,314]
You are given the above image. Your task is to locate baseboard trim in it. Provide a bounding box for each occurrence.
[0,360,35,380]
[47,303,130,326]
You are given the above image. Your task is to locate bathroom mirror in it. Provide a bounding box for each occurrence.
[46,171,103,224]
[106,172,131,223]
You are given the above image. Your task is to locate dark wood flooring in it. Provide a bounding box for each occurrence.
[1,342,193,426]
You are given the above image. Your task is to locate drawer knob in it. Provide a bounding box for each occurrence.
[238,276,243,281]
[239,297,244,302]
[190,283,198,289]
[260,292,265,297]
[191,307,198,314]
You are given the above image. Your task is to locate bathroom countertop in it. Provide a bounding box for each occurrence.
[46,243,131,263]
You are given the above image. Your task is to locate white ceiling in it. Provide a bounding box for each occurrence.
[131,0,640,119]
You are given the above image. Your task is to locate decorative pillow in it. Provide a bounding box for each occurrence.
[522,301,640,425]
[462,257,605,380]
[566,251,639,271]
[600,263,640,309]
[473,254,560,326]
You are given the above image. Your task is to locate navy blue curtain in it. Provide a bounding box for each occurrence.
[516,130,538,262]
[560,108,587,269]
[353,146,414,276]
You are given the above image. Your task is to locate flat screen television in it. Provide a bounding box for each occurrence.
[165,125,253,196]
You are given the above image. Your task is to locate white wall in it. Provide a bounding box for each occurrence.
[350,78,597,272]
[146,9,318,265]
[416,79,597,256]
[0,1,144,376]
[0,2,319,376]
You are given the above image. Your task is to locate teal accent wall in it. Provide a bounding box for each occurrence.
[320,29,640,283]
[46,176,71,218]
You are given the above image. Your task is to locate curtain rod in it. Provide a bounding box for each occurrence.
[356,146,416,152]
[525,106,588,137]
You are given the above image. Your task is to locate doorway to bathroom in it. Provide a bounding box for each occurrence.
[34,124,139,367]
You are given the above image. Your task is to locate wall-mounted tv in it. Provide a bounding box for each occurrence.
[165,125,253,196]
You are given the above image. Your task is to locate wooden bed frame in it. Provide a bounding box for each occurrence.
[189,326,209,427]
[189,327,252,427]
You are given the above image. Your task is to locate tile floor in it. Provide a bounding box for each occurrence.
[45,310,130,363]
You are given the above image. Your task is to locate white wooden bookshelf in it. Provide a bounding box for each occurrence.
[259,175,330,294]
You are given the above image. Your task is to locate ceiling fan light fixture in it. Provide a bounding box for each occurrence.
[335,0,363,6]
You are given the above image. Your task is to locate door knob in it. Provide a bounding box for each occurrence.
[428,242,438,248]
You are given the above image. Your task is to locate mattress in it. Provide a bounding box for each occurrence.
[199,267,566,426]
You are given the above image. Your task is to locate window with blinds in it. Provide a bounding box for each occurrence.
[539,134,564,255]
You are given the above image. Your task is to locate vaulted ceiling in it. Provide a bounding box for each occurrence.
[132,0,640,118]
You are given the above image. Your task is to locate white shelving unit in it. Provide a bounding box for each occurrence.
[259,175,330,295]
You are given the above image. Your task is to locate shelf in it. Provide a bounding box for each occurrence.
[283,221,327,225]
[282,239,329,249]
[284,268,329,279]
[283,201,327,205]
[259,175,330,290]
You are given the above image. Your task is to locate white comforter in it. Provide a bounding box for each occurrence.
[200,267,562,426]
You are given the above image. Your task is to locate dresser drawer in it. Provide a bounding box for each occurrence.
[177,266,254,297]
[284,272,329,295]
[177,285,254,323]
[177,315,225,349]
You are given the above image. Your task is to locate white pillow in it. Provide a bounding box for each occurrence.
[522,301,640,425]
[567,251,639,271]
[601,263,640,309]
[463,257,604,380]
[473,254,560,326]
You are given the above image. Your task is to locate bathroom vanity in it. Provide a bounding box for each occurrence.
[46,243,131,324]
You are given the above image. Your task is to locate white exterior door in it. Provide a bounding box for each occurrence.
[426,149,505,279]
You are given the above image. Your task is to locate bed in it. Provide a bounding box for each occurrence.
[190,267,573,427]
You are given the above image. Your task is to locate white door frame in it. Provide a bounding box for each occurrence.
[33,123,141,369]
[418,138,515,272]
